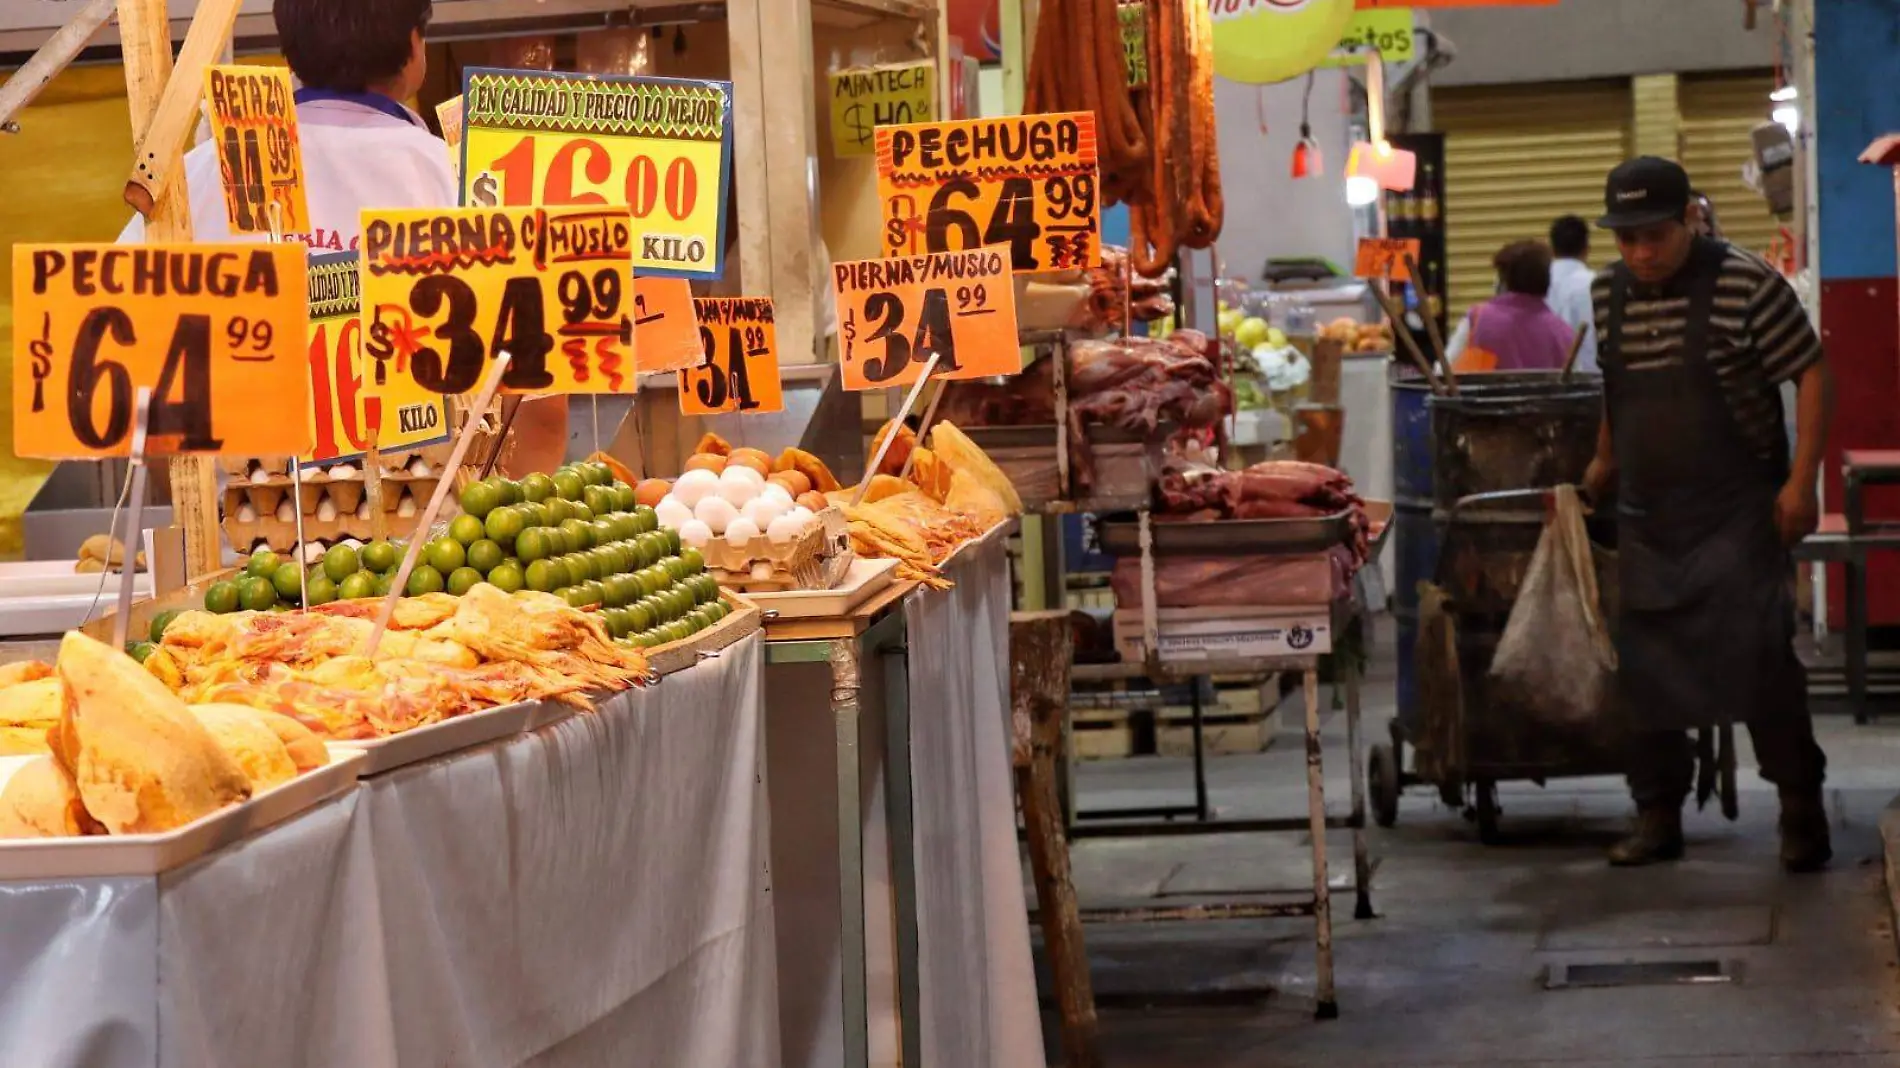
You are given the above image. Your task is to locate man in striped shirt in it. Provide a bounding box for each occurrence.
[1580,157,1835,871]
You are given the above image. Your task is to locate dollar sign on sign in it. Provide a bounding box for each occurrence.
[842,102,872,149]
[471,171,499,208]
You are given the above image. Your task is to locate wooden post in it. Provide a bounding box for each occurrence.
[1010,609,1099,1068]
[117,0,224,579]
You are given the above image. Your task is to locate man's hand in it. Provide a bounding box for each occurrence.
[1774,478,1820,547]
[1582,456,1616,505]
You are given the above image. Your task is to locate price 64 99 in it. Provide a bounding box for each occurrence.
[893,173,1096,271]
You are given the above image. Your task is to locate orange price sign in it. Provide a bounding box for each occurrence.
[13,244,311,459]
[832,247,1020,391]
[877,112,1101,274]
[303,252,449,466]
[680,298,783,416]
[1354,237,1421,281]
[461,68,733,280]
[203,65,308,236]
[358,206,636,395]
[634,277,703,373]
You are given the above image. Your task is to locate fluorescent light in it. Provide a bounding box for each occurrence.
[1346,175,1380,206]
[1770,85,1799,102]
[1774,105,1800,133]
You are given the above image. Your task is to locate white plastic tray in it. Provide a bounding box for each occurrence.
[0,745,366,880]
[0,561,154,638]
[742,558,900,620]
[334,700,538,776]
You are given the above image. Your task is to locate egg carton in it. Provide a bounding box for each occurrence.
[226,484,377,527]
[222,517,377,560]
[693,508,840,589]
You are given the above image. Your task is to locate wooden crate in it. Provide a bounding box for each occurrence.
[1071,708,1135,760]
[1156,706,1281,757]
[1112,604,1334,664]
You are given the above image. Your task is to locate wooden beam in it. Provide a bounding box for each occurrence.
[118,0,223,579]
[124,0,245,216]
[0,0,117,134]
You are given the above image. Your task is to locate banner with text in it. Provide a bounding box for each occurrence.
[681,297,783,415]
[304,252,450,465]
[204,65,309,236]
[1325,8,1416,66]
[829,61,936,158]
[832,247,1019,391]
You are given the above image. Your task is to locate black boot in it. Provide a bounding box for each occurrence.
[1608,807,1684,867]
[1778,788,1832,873]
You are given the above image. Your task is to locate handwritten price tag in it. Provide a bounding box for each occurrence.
[1354,237,1421,282]
[1325,9,1416,66]
[877,112,1101,274]
[358,206,636,396]
[461,68,733,280]
[303,252,449,465]
[13,244,310,459]
[832,247,1019,391]
[680,298,782,415]
[203,65,308,236]
[829,61,935,158]
[437,95,466,183]
[635,277,703,373]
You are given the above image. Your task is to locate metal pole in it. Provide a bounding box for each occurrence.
[1303,668,1338,1019]
[1346,663,1374,920]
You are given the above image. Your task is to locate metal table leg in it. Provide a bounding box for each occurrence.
[1344,667,1374,920]
[829,638,869,1068]
[879,639,922,1068]
[1301,669,1338,1019]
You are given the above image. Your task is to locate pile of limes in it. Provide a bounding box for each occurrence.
[197,461,728,650]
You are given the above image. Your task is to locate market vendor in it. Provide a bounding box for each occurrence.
[1582,156,1834,872]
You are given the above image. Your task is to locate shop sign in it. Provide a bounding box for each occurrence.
[437,95,466,182]
[358,206,636,396]
[1211,0,1356,86]
[13,244,311,458]
[680,298,783,415]
[459,68,734,280]
[302,252,449,466]
[876,112,1101,274]
[633,277,704,373]
[1354,237,1421,281]
[1324,9,1416,66]
[203,65,308,236]
[830,61,936,158]
[832,247,1019,390]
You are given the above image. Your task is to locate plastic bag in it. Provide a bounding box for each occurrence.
[1486,486,1617,726]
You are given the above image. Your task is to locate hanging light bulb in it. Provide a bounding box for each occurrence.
[1292,122,1323,179]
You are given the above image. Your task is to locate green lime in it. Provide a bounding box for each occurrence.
[632,505,658,535]
[707,600,730,623]
[561,586,593,609]
[641,566,672,598]
[582,484,614,517]
[606,607,634,637]
[688,607,715,632]
[679,547,706,575]
[485,506,527,546]
[572,502,596,523]
[149,609,181,643]
[459,480,500,519]
[306,575,339,606]
[372,572,393,597]
[542,498,570,525]
[272,561,306,601]
[425,536,466,574]
[589,519,617,548]
[664,526,682,555]
[512,528,552,564]
[552,470,584,501]
[339,572,377,600]
[660,555,688,583]
[129,641,157,663]
[578,580,606,607]
[497,478,524,506]
[694,574,720,604]
[585,461,614,487]
[447,514,484,547]
[520,472,555,503]
[407,565,445,596]
[525,559,561,593]
[487,561,526,594]
[239,575,278,612]
[245,548,280,578]
[600,574,630,608]
[362,540,399,573]
[636,594,667,624]
[612,482,637,512]
[638,531,668,567]
[608,514,638,542]
[627,602,654,633]
[447,566,484,596]
[558,518,593,551]
[670,587,697,620]
[319,544,356,583]
[520,502,550,530]
[466,539,504,574]
[204,580,241,614]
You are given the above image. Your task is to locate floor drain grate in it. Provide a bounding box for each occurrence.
[1543,959,1741,990]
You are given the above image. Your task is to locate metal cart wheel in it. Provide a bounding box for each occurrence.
[1473,780,1502,845]
[1369,743,1400,828]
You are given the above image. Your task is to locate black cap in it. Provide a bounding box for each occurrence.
[1597,156,1692,230]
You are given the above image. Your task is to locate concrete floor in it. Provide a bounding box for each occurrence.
[1041,640,1900,1067]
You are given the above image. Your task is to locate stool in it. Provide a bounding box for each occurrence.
[1806,451,1900,723]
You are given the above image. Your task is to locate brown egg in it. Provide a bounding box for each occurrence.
[796,491,829,512]
[683,453,727,474]
[728,447,772,472]
[634,478,672,508]
[770,471,813,497]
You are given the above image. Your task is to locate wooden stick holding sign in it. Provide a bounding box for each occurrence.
[366,354,514,659]
[854,352,943,507]
[1561,322,1590,381]
[112,389,154,651]
[897,375,951,486]
[1401,250,1457,393]
[0,0,117,134]
[121,0,248,216]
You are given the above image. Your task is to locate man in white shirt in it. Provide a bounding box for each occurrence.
[1547,214,1597,373]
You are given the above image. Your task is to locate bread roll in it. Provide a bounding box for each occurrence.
[0,757,99,838]
[188,705,299,790]
[54,632,251,834]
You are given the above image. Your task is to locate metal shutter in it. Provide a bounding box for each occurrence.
[1679,70,1782,260]
[1432,80,1632,320]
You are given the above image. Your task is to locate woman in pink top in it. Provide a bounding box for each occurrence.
[1446,241,1582,372]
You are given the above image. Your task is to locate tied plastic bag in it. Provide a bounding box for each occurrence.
[1487,486,1616,726]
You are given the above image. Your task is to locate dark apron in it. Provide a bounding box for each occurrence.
[1602,238,1802,731]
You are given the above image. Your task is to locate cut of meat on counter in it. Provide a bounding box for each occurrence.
[1082,246,1175,332]
[1157,459,1371,563]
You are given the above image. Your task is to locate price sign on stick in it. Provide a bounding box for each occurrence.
[461,68,734,280]
[1354,237,1421,282]
[204,65,309,237]
[877,112,1102,273]
[635,277,704,372]
[303,252,450,465]
[13,244,311,458]
[829,61,935,158]
[681,298,782,415]
[359,206,636,395]
[832,247,1019,391]
[437,95,466,182]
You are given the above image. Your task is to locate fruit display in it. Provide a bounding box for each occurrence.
[1319,316,1394,354]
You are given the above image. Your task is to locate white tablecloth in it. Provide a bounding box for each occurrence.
[0,634,778,1068]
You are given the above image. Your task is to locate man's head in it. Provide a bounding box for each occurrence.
[275,0,431,99]
[1597,156,1695,284]
[1549,215,1590,262]
[1493,241,1553,298]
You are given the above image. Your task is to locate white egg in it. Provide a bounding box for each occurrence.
[340,538,364,550]
[408,457,432,477]
[724,516,762,548]
[397,492,418,518]
[236,501,258,522]
[767,513,806,544]
[695,494,739,535]
[788,506,815,525]
[655,497,693,531]
[722,464,765,487]
[678,519,714,549]
[751,561,777,581]
[330,463,359,480]
[275,499,296,522]
[316,496,339,522]
[301,541,327,565]
[301,466,328,484]
[250,538,272,554]
[760,483,794,506]
[250,465,274,485]
[673,469,721,508]
[742,496,788,529]
[716,472,759,508]
[355,499,372,520]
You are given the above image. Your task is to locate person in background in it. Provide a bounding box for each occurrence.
[1444,241,1578,372]
[1582,156,1833,872]
[1547,215,1597,373]
[1690,189,1725,240]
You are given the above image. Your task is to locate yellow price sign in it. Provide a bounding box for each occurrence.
[13,245,311,459]
[829,61,935,158]
[203,65,309,236]
[303,252,449,466]
[681,298,783,416]
[833,247,1020,391]
[358,206,636,396]
[461,68,733,279]
[877,112,1101,274]
[437,94,466,183]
